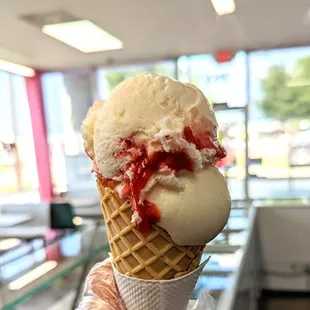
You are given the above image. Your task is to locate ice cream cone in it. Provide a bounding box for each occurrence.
[96,177,205,280]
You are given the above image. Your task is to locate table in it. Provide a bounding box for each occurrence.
[0,203,50,239]
[0,202,102,240]
[0,214,33,228]
[69,197,99,209]
[74,205,102,219]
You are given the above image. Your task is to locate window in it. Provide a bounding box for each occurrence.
[42,72,69,194]
[249,47,310,199]
[0,72,38,199]
[42,61,177,197]
[178,52,248,200]
[97,61,177,100]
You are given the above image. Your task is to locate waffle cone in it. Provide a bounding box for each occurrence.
[96,177,205,280]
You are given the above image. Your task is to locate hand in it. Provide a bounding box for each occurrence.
[76,258,126,310]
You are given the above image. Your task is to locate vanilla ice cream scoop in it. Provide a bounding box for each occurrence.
[148,165,230,245]
[82,74,230,246]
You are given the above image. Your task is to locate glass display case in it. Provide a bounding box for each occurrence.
[1,199,254,309]
[0,225,109,310]
[193,200,253,307]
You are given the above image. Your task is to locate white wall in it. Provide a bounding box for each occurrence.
[257,206,310,291]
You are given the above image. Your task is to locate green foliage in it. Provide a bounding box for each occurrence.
[148,66,170,76]
[259,57,310,121]
[105,66,171,91]
[106,72,127,92]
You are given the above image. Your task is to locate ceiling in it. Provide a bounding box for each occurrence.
[0,0,310,71]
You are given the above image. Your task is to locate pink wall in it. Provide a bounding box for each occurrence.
[26,72,53,202]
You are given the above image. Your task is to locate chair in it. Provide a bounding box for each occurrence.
[50,202,76,229]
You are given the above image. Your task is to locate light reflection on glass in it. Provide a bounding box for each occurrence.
[60,232,81,257]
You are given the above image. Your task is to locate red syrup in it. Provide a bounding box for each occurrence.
[115,127,226,233]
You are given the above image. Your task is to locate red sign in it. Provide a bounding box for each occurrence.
[214,51,235,63]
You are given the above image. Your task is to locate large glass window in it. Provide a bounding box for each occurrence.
[41,51,310,201]
[0,71,15,194]
[178,52,248,200]
[97,61,177,100]
[0,71,38,201]
[249,47,310,199]
[42,72,69,195]
[42,61,177,197]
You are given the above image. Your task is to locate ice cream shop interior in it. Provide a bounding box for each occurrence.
[1,0,310,309]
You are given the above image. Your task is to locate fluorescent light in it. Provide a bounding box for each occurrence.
[0,238,21,251]
[42,20,123,53]
[211,0,236,16]
[0,59,35,77]
[8,261,58,290]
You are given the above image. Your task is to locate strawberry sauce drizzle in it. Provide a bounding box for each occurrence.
[109,126,226,234]
[119,141,194,233]
[183,126,226,158]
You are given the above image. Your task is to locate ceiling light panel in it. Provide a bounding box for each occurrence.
[42,20,123,53]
